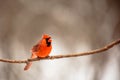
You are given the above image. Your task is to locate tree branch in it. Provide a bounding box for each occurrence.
[0,39,120,64]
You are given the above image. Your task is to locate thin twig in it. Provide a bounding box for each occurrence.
[0,39,120,64]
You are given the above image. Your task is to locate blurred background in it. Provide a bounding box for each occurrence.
[0,0,120,80]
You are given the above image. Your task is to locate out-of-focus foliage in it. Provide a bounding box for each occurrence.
[0,0,119,80]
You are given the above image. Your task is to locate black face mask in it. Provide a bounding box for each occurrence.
[45,38,51,47]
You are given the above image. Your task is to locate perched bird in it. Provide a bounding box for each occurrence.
[24,34,52,70]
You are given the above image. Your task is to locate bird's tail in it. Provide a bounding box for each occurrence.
[24,62,32,71]
[24,53,37,71]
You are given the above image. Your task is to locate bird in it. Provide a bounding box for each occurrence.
[24,34,52,70]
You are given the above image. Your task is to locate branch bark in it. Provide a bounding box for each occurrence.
[0,39,120,64]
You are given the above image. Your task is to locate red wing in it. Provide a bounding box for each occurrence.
[31,43,40,52]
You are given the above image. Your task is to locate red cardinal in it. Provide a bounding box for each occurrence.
[24,34,52,70]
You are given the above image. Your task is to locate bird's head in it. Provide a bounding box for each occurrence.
[42,34,52,47]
